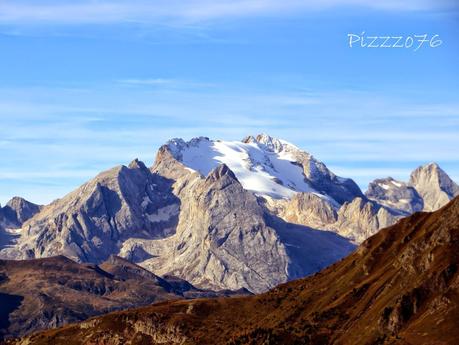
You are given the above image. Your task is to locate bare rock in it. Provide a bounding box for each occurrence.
[409,163,459,211]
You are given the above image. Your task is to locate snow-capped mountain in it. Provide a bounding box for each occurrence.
[166,134,363,205]
[0,134,457,293]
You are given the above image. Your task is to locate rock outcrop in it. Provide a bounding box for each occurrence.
[0,160,180,262]
[409,162,459,211]
[264,192,338,229]
[0,197,41,229]
[366,163,459,214]
[122,163,354,293]
[333,197,400,243]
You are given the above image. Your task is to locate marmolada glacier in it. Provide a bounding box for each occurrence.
[2,134,457,295]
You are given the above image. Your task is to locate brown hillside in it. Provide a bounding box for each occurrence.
[10,197,459,345]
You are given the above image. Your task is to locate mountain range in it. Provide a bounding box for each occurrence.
[1,134,458,294]
[11,195,459,345]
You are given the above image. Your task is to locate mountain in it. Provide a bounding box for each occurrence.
[0,255,248,340]
[366,163,459,214]
[167,134,363,204]
[1,134,457,294]
[1,198,41,227]
[332,197,400,243]
[410,162,459,211]
[0,136,358,293]
[16,196,459,345]
[123,162,355,293]
[0,198,41,255]
[0,159,181,262]
[365,177,424,213]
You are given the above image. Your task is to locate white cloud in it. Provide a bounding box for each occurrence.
[0,0,455,26]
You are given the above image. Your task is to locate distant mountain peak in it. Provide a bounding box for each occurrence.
[1,197,41,227]
[128,158,148,170]
[410,162,459,211]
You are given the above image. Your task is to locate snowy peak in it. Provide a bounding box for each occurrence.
[165,135,316,200]
[242,133,296,154]
[163,134,361,204]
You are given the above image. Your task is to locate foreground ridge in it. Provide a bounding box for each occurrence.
[12,196,459,345]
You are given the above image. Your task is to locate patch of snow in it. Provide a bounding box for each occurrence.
[392,181,403,188]
[379,183,390,190]
[175,138,317,199]
[146,204,179,223]
[5,228,22,235]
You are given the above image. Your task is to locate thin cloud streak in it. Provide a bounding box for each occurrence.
[0,0,456,27]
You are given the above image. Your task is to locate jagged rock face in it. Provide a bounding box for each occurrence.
[410,163,459,211]
[366,177,423,213]
[264,192,338,229]
[0,150,354,293]
[0,160,180,263]
[0,198,41,255]
[0,197,40,229]
[2,197,41,227]
[139,163,291,292]
[333,198,400,243]
[122,163,354,293]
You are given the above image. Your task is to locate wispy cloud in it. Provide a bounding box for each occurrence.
[117,78,217,89]
[0,0,456,27]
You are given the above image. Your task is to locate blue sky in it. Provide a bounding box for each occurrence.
[0,0,458,205]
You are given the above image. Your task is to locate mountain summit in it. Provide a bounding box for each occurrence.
[0,135,458,294]
[410,162,459,211]
[166,134,363,204]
